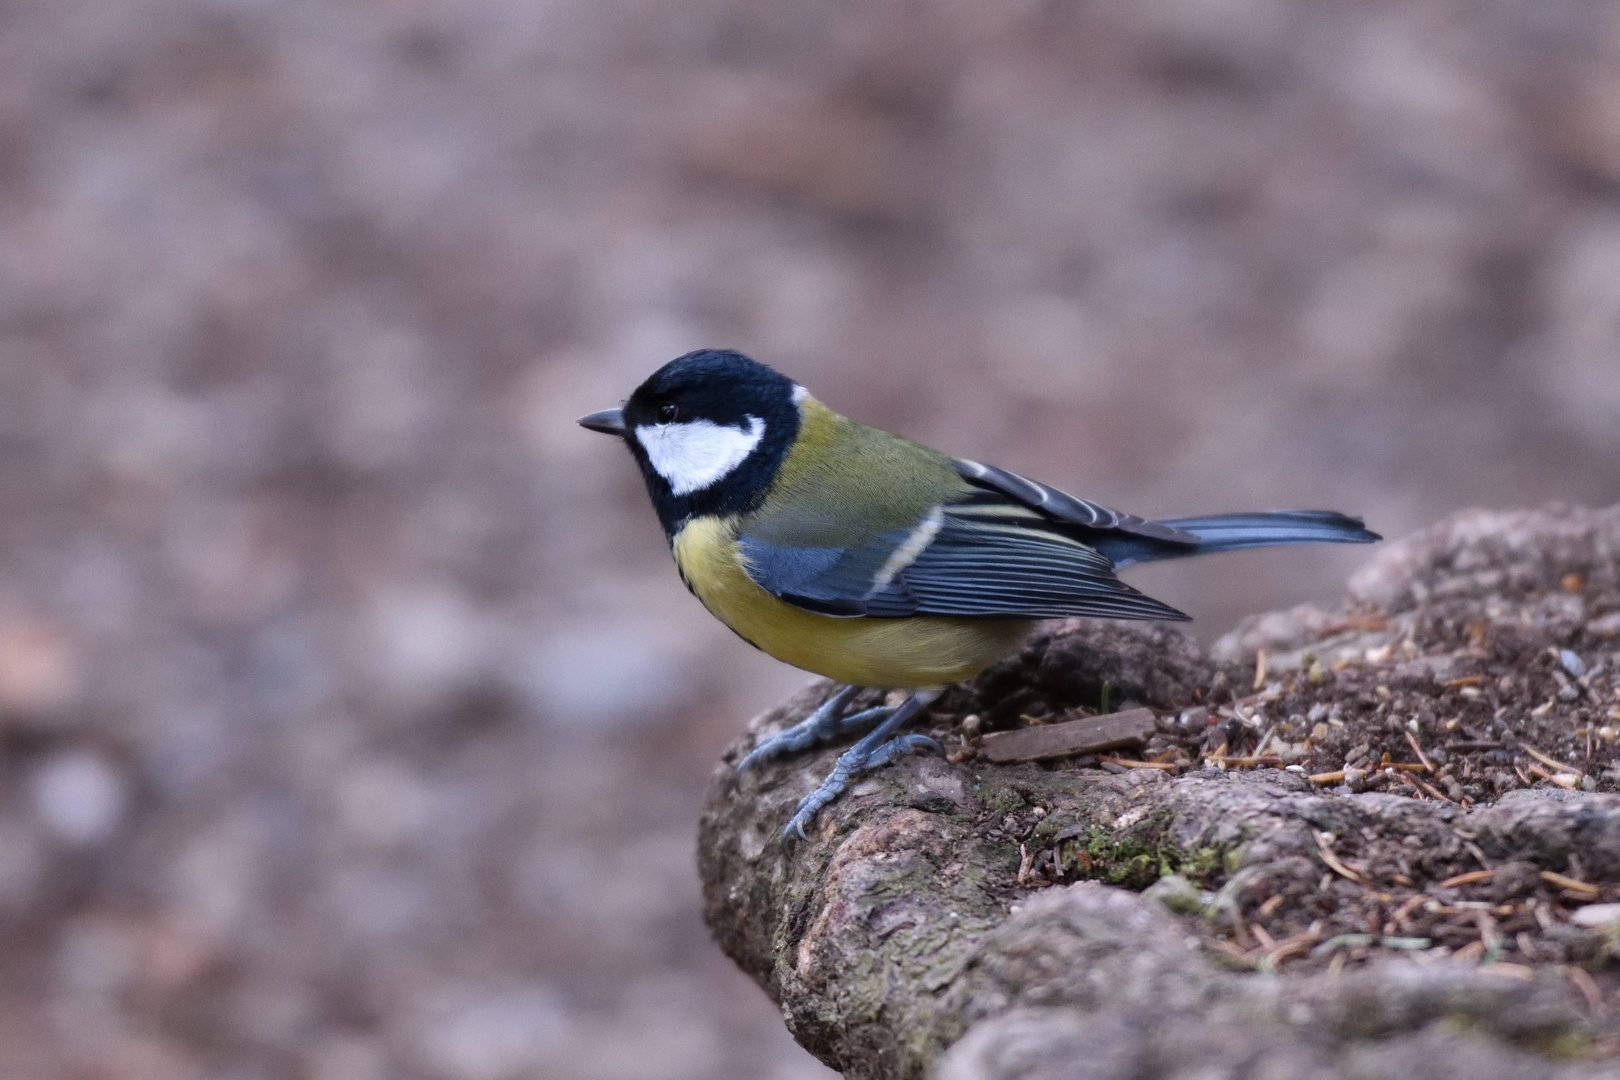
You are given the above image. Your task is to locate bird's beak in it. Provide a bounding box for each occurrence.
[577,407,627,435]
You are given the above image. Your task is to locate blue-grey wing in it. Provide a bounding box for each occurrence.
[736,496,1189,621]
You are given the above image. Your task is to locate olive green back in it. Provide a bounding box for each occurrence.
[745,398,971,546]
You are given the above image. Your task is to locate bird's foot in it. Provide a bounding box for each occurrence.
[738,685,892,772]
[780,691,940,843]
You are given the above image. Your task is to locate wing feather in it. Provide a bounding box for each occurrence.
[953,459,1197,544]
[737,497,1188,622]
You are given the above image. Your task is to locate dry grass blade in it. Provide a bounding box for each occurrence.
[1482,962,1536,981]
[1561,965,1604,1014]
[1390,893,1428,929]
[1208,754,1286,768]
[1264,931,1319,969]
[1522,744,1582,777]
[1439,869,1495,889]
[1313,831,1369,886]
[1540,870,1599,898]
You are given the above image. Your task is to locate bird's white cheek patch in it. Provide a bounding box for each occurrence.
[635,416,766,495]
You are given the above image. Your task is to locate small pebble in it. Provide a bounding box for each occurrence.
[1559,650,1586,679]
[33,754,126,845]
[1571,903,1620,928]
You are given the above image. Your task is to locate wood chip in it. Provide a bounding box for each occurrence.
[981,708,1156,763]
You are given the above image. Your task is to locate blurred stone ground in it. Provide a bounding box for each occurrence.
[0,1,1617,1077]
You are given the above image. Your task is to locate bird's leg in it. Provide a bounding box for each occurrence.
[782,689,943,842]
[737,685,892,772]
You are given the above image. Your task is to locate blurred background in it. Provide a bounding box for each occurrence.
[1,0,1619,1077]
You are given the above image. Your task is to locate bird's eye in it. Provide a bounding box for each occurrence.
[657,402,678,422]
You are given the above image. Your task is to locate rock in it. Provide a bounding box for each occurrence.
[699,506,1620,1080]
[1140,873,1204,916]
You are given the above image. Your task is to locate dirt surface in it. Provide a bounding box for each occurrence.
[700,505,1620,1079]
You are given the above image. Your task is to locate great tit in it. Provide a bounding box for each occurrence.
[579,349,1378,839]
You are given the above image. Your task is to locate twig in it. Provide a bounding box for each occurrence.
[1394,771,1433,800]
[1527,764,1581,790]
[1309,770,1346,785]
[1407,773,1454,803]
[1403,730,1435,773]
[1252,649,1269,691]
[1097,756,1178,771]
[1252,724,1277,758]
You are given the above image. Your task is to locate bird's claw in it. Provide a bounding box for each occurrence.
[738,686,888,772]
[778,730,942,844]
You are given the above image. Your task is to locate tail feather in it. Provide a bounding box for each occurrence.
[1100,510,1379,567]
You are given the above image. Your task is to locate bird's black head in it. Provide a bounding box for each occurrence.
[578,349,801,535]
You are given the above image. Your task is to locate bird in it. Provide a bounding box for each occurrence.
[578,349,1379,840]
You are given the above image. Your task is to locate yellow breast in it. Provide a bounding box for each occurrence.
[672,515,1032,689]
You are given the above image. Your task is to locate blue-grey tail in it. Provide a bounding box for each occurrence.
[1100,510,1379,568]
